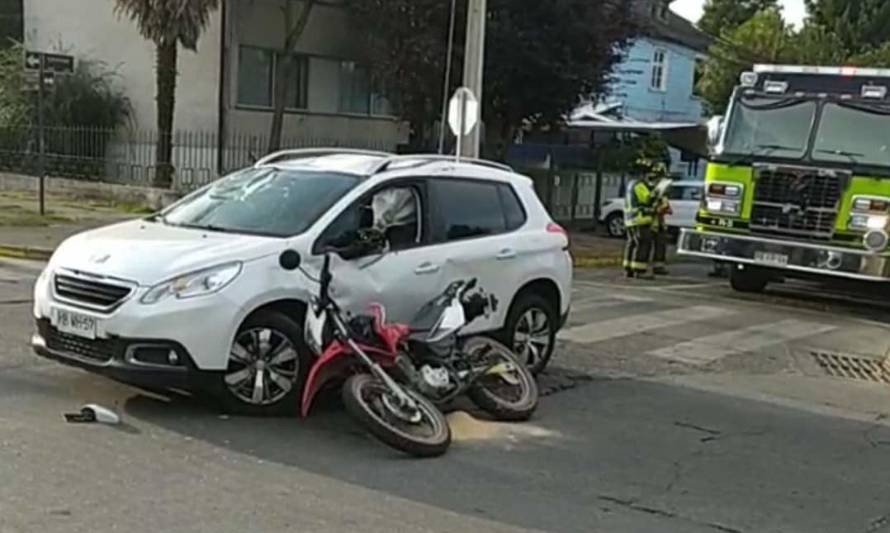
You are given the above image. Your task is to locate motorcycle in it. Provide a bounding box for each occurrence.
[395,278,538,422]
[281,237,451,458]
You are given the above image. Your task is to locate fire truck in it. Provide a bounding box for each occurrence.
[679,64,890,292]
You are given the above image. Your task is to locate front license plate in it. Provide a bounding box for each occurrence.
[753,251,789,267]
[52,308,98,339]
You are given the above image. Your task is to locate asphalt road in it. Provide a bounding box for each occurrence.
[2,258,890,533]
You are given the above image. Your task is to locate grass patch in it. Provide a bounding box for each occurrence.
[0,212,73,227]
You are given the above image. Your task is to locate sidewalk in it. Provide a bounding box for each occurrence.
[0,190,139,259]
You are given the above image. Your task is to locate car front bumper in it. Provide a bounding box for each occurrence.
[31,318,215,390]
[678,229,890,282]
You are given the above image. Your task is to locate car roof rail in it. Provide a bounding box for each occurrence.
[369,155,514,175]
[254,148,392,168]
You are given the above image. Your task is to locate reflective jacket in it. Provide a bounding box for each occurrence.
[624,180,655,227]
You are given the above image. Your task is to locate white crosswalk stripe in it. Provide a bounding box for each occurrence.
[649,319,837,366]
[558,305,733,344]
[570,293,654,313]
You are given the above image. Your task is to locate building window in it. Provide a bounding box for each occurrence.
[693,57,705,98]
[339,61,371,114]
[651,1,669,21]
[650,48,668,92]
[281,54,309,109]
[238,46,273,107]
[237,45,308,109]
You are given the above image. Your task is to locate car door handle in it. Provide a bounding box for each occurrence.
[496,248,517,260]
[415,262,440,275]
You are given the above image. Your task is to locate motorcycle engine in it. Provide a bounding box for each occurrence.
[420,365,452,391]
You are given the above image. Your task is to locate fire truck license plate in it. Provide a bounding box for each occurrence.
[754,251,788,267]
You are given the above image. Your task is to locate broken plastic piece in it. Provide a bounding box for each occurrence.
[64,404,121,425]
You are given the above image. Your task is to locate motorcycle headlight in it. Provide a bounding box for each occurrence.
[140,262,242,305]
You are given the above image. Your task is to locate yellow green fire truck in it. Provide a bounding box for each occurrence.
[679,64,890,292]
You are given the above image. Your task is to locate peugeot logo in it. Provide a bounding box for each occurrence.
[90,253,111,264]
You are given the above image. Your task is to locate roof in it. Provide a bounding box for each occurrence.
[254,149,520,180]
[635,0,712,53]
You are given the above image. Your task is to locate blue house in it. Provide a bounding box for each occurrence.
[585,0,712,178]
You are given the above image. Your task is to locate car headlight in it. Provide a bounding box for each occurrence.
[706,198,741,215]
[849,196,890,231]
[140,262,242,305]
[705,182,743,215]
[849,214,888,230]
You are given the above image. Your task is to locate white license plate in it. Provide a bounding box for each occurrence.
[52,308,98,339]
[754,251,789,267]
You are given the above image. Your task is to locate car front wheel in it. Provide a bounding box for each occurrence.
[219,310,310,416]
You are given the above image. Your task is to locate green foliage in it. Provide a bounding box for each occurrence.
[698,0,779,37]
[347,0,636,155]
[805,0,890,55]
[44,60,131,130]
[696,9,792,114]
[849,42,890,68]
[0,43,30,129]
[113,0,220,49]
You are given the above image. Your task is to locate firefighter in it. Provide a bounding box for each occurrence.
[652,187,673,275]
[623,160,660,278]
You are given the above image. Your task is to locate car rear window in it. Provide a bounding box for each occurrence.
[429,179,507,241]
[498,184,527,230]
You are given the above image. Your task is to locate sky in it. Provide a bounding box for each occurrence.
[671,0,807,28]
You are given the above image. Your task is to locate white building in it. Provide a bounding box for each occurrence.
[24,0,407,180]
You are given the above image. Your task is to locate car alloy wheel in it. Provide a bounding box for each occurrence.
[225,327,300,406]
[608,214,625,237]
[512,308,553,371]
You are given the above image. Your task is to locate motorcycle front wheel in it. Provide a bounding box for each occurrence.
[342,373,451,458]
[464,337,539,422]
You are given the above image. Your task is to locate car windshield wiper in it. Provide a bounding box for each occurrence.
[754,143,799,156]
[721,144,802,166]
[815,148,864,164]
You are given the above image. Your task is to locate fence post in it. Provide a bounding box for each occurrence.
[37,57,46,216]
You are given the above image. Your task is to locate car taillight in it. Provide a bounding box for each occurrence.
[547,223,571,251]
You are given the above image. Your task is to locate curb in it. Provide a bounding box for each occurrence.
[0,244,54,261]
[573,255,623,268]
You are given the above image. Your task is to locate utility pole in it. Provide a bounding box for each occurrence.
[459,0,486,159]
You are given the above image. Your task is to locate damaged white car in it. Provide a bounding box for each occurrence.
[32,149,573,414]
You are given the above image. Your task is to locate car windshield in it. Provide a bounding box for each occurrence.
[813,102,890,167]
[722,97,817,159]
[160,167,361,237]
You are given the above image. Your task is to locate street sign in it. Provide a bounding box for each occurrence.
[24,51,41,71]
[448,87,479,137]
[43,53,74,74]
[24,50,74,73]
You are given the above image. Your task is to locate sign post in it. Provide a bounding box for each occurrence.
[25,51,74,215]
[448,87,479,163]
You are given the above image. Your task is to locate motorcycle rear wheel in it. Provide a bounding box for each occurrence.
[465,337,539,422]
[342,373,451,458]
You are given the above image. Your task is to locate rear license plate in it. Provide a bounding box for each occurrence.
[52,308,98,339]
[753,251,789,267]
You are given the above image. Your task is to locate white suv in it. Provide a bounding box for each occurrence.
[32,150,573,414]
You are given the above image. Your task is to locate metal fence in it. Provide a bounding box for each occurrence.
[0,124,395,192]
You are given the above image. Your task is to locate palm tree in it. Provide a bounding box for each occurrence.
[114,0,219,188]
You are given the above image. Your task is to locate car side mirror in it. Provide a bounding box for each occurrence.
[279,249,302,271]
[706,115,724,154]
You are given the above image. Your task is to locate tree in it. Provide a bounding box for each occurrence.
[697,9,792,114]
[698,0,778,37]
[346,0,456,151]
[805,0,890,55]
[347,0,635,158]
[114,0,219,188]
[268,0,316,153]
